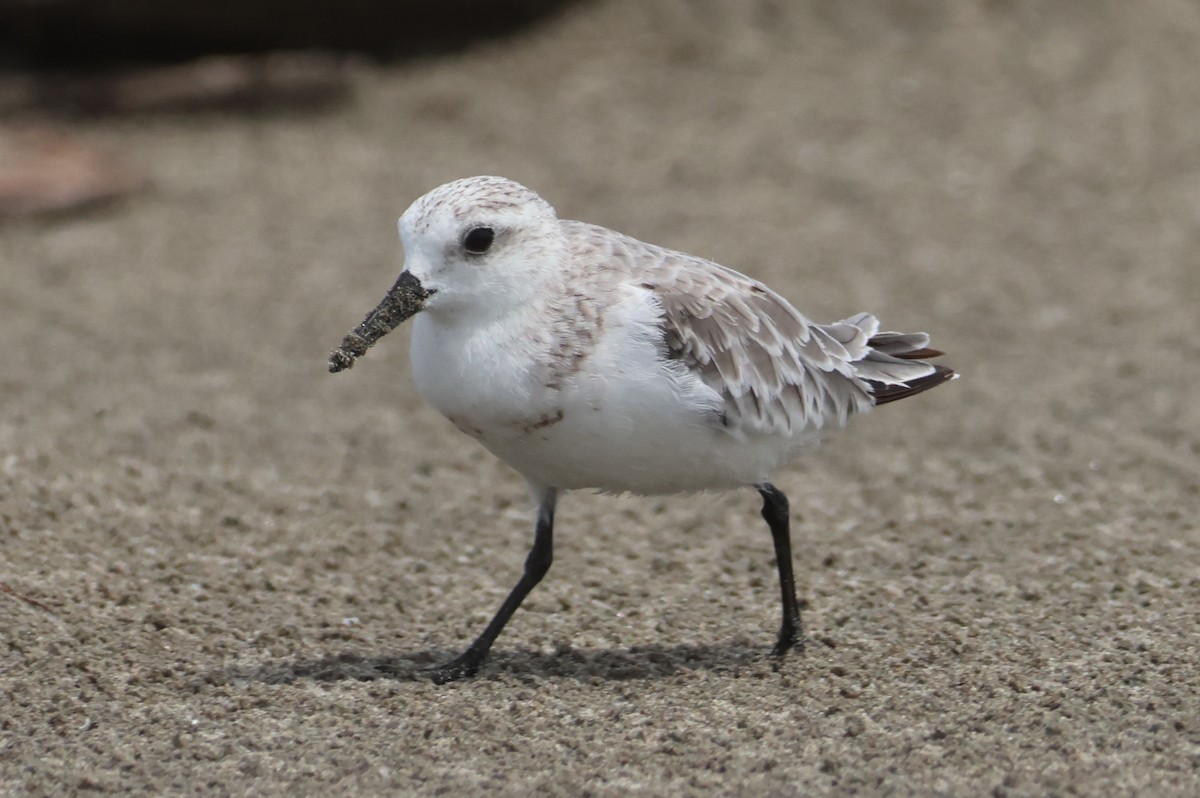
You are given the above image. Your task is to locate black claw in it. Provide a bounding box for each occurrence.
[426,650,484,684]
[770,629,805,658]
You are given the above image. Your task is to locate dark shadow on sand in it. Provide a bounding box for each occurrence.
[206,640,782,686]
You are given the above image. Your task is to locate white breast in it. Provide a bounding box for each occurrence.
[409,308,555,437]
[410,287,819,495]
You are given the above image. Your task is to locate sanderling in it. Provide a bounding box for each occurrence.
[329,175,954,683]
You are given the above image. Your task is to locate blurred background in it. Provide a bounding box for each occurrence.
[0,0,577,65]
[2,0,1198,794]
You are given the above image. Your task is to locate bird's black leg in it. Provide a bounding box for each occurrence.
[427,488,558,684]
[757,483,805,656]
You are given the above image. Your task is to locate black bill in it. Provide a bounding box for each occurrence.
[328,271,431,373]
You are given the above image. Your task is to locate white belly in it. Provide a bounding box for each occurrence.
[409,295,820,495]
[483,389,818,495]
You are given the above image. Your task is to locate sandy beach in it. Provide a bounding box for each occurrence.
[2,1,1198,794]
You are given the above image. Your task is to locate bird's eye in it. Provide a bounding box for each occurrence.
[463,226,495,255]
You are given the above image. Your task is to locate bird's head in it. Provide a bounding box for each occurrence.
[328,175,563,373]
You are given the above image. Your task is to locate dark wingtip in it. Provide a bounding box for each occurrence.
[869,364,956,405]
[893,347,945,361]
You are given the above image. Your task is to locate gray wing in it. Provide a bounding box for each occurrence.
[565,221,941,436]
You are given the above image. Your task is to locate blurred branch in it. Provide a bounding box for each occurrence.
[0,581,55,613]
[0,127,146,217]
[0,51,353,115]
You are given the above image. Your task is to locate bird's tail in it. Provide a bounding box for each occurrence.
[841,312,957,406]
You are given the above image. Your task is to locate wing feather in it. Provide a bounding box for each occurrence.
[562,221,950,435]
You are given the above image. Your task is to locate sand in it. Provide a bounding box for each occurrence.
[2,0,1199,794]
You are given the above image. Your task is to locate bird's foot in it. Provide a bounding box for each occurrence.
[770,627,805,658]
[426,647,486,684]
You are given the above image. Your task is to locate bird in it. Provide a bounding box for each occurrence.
[328,175,954,683]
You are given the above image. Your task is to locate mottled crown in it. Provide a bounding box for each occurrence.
[406,176,554,234]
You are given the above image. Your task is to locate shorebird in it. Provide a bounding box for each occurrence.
[329,176,954,683]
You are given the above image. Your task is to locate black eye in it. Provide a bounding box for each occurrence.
[463,226,495,255]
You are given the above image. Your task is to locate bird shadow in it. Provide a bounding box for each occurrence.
[205,639,785,687]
